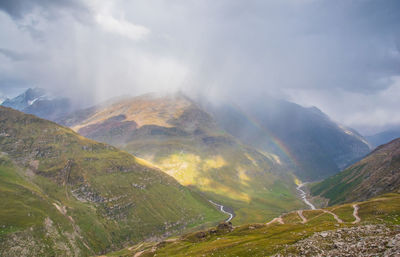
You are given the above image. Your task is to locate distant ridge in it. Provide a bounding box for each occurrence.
[310,137,400,205]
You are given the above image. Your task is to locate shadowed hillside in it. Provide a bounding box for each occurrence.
[203,97,371,181]
[310,138,400,206]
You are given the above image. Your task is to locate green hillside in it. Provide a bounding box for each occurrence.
[310,138,400,206]
[59,93,305,224]
[105,193,400,256]
[0,106,224,257]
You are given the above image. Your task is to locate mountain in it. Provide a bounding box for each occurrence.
[310,138,400,206]
[1,88,72,121]
[366,128,400,148]
[203,98,371,181]
[106,193,400,256]
[58,93,305,224]
[0,106,224,256]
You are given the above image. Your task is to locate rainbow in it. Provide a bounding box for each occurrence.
[223,103,299,167]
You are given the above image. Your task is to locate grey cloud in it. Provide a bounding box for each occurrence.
[0,48,30,61]
[0,0,88,20]
[0,0,399,133]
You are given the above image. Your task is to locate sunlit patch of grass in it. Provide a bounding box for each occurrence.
[203,155,227,170]
[140,147,304,225]
[237,167,251,186]
[158,153,202,186]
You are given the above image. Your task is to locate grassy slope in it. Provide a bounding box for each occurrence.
[125,137,304,225]
[0,106,224,256]
[310,138,400,205]
[107,193,400,257]
[61,94,305,224]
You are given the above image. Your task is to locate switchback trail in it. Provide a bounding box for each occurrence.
[352,204,361,224]
[209,200,234,222]
[323,210,343,223]
[266,216,284,225]
[297,210,307,223]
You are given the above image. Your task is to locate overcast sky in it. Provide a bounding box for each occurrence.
[0,0,399,134]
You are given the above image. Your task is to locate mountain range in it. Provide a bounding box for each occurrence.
[2,88,399,256]
[3,88,372,183]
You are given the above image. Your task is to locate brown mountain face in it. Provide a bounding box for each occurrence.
[310,138,400,206]
[59,93,305,225]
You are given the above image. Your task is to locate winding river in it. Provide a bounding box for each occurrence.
[296,183,316,210]
[208,200,234,222]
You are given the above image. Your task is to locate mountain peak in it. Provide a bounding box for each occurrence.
[1,87,72,121]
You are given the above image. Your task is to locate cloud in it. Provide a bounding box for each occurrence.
[0,0,399,132]
[285,76,400,134]
[95,13,149,41]
[0,48,29,61]
[0,0,88,19]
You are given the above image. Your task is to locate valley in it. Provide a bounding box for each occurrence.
[100,119,400,256]
[58,93,307,224]
[0,90,399,256]
[296,183,316,210]
[1,1,399,255]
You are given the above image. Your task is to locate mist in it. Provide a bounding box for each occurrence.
[0,0,399,133]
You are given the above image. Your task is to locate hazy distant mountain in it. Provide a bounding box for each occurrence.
[366,128,400,148]
[0,106,223,256]
[310,138,400,205]
[59,93,305,224]
[0,94,6,104]
[1,88,72,120]
[204,97,371,181]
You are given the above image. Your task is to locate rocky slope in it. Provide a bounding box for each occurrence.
[58,93,305,224]
[310,138,400,205]
[0,106,224,256]
[275,225,400,257]
[204,97,371,181]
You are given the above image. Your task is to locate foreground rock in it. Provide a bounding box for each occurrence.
[275,224,400,257]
